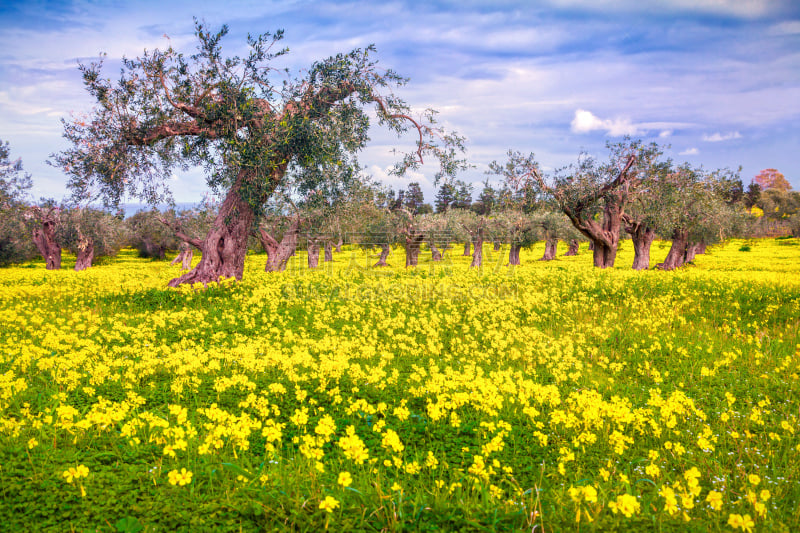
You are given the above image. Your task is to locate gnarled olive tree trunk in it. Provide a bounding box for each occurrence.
[171,243,194,270]
[684,242,703,263]
[539,239,557,261]
[405,234,424,267]
[374,243,391,267]
[431,243,443,261]
[167,174,256,287]
[493,242,501,252]
[307,240,321,269]
[74,239,94,271]
[658,229,689,270]
[324,241,333,262]
[258,217,300,273]
[32,218,61,270]
[470,230,484,268]
[625,220,656,271]
[508,243,522,266]
[564,239,579,256]
[463,242,471,256]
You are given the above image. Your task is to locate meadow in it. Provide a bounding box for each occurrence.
[0,238,798,532]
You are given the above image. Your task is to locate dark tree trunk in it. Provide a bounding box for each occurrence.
[143,237,166,259]
[493,242,501,252]
[470,231,484,268]
[324,241,333,262]
[32,219,61,270]
[374,243,391,267]
[658,229,689,270]
[308,241,321,269]
[335,237,343,253]
[74,242,94,271]
[167,175,256,287]
[626,222,656,271]
[539,239,557,261]
[431,243,443,261]
[696,242,707,255]
[463,242,471,256]
[259,217,300,272]
[564,239,579,256]
[588,240,595,251]
[405,234,423,267]
[509,243,521,266]
[685,242,702,263]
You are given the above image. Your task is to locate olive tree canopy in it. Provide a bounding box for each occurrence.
[53,21,466,286]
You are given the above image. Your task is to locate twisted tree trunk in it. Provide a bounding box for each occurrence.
[564,239,579,256]
[32,219,61,270]
[308,241,321,269]
[405,234,424,267]
[431,243,443,261]
[539,239,557,261]
[470,230,484,268]
[463,242,471,256]
[625,220,656,271]
[259,217,300,272]
[493,242,501,252]
[658,229,689,270]
[335,237,343,253]
[74,241,94,271]
[685,242,702,263]
[171,244,194,270]
[167,173,256,287]
[509,243,522,266]
[374,243,391,267]
[324,241,333,262]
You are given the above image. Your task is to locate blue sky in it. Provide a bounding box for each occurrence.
[0,0,798,205]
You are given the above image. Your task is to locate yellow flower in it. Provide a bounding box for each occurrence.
[705,490,723,511]
[167,468,193,486]
[728,513,755,532]
[337,471,352,487]
[608,494,640,518]
[62,464,89,484]
[391,482,402,492]
[747,474,760,486]
[319,495,339,513]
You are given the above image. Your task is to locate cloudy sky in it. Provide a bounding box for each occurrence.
[0,0,798,205]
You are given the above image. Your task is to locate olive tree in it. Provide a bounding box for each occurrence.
[53,22,465,287]
[0,141,37,266]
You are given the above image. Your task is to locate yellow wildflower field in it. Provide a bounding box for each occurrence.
[0,238,798,531]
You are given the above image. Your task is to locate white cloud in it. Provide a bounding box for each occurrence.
[570,109,639,136]
[659,129,673,138]
[768,20,800,35]
[546,0,782,18]
[702,131,742,142]
[680,147,699,155]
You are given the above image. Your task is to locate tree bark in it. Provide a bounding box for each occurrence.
[696,242,707,255]
[167,173,256,287]
[374,243,391,267]
[335,237,343,253]
[32,219,61,270]
[564,239,579,256]
[308,241,321,269]
[493,242,501,252]
[259,217,300,272]
[143,237,167,259]
[324,241,333,262]
[685,242,703,263]
[405,234,423,267]
[463,242,471,256]
[588,240,595,251]
[171,244,193,270]
[658,229,689,270]
[470,231,484,268]
[539,239,557,261]
[74,241,94,271]
[626,222,656,271]
[509,243,521,266]
[431,243,443,261]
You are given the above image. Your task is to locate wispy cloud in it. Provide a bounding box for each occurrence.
[680,147,699,155]
[702,132,742,142]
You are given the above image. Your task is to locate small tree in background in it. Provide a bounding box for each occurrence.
[0,140,37,266]
[57,207,125,271]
